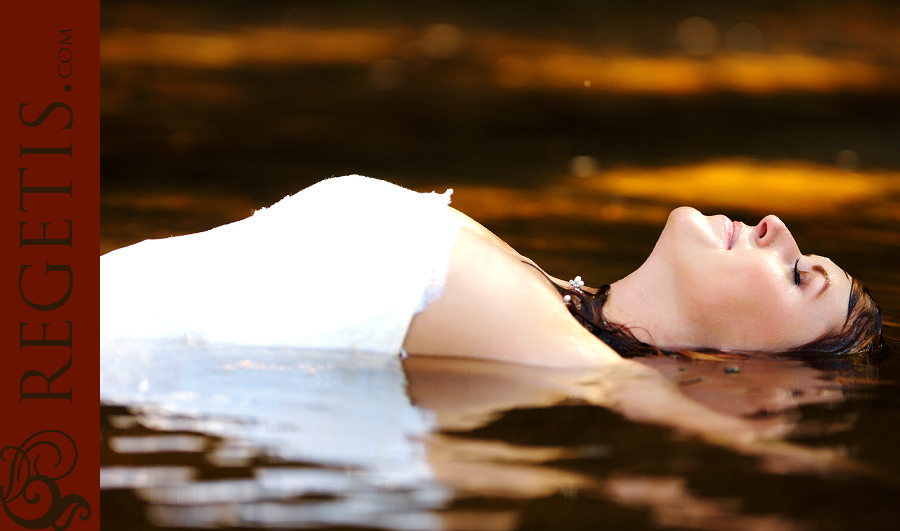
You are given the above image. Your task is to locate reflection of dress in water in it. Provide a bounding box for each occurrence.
[101,175,461,353]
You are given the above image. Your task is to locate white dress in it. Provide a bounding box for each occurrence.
[100,175,462,355]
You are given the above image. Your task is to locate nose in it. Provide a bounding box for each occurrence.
[754,215,800,257]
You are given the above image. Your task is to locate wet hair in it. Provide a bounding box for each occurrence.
[549,277,888,362]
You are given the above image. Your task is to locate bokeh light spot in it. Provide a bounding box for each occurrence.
[568,155,598,178]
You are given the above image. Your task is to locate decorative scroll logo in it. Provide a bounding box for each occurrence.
[1,430,91,530]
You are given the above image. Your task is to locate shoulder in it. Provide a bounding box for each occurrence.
[404,225,621,367]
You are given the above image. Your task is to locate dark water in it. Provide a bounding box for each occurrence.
[101,1,900,529]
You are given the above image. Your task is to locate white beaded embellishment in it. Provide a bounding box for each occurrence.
[569,276,585,289]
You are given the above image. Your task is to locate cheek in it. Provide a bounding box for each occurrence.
[673,251,821,350]
[684,257,791,323]
[717,268,805,348]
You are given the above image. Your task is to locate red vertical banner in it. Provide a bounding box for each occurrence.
[1,1,99,530]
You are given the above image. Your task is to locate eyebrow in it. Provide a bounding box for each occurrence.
[803,254,838,297]
[811,264,832,297]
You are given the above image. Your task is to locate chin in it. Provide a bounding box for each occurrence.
[667,206,700,219]
[663,207,713,245]
[656,207,722,280]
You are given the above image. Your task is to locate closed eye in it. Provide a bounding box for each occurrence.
[793,258,812,287]
[794,258,830,295]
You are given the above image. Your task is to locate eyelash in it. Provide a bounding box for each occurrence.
[793,258,806,286]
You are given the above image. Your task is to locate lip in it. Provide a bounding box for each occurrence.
[722,216,734,249]
[728,220,742,249]
[723,217,741,250]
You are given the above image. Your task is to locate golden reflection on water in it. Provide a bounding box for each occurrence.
[102,27,398,68]
[101,26,898,95]
[579,159,899,214]
[452,159,900,223]
[493,51,889,94]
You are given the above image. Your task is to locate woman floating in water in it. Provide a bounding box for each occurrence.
[101,175,888,472]
[101,174,886,366]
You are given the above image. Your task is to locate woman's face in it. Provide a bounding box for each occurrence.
[652,207,851,352]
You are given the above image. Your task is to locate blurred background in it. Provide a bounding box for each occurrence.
[101,0,900,253]
[100,2,900,530]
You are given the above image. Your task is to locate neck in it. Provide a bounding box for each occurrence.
[604,260,698,349]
